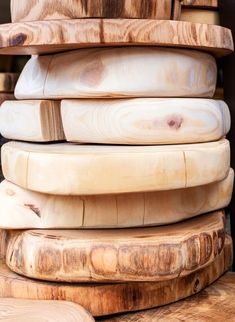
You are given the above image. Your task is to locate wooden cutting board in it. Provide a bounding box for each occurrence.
[101,272,235,322]
[15,48,217,100]
[0,20,232,56]
[2,139,230,195]
[182,0,218,8]
[0,94,14,105]
[0,73,18,93]
[6,211,225,282]
[0,169,232,229]
[0,236,232,316]
[181,9,220,24]
[0,298,94,322]
[10,0,181,22]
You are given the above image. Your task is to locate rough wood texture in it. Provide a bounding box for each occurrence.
[0,20,232,57]
[2,140,230,195]
[15,48,217,99]
[181,9,220,25]
[101,273,235,322]
[0,236,232,317]
[0,169,233,229]
[182,0,218,8]
[0,230,7,260]
[10,0,181,22]
[0,299,94,322]
[62,99,230,144]
[0,94,14,105]
[0,100,65,142]
[0,73,18,93]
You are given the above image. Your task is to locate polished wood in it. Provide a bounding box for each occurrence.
[0,73,18,93]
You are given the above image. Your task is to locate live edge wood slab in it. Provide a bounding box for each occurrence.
[1,139,230,195]
[0,20,232,56]
[0,236,232,316]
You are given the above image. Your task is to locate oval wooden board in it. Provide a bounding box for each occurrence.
[0,20,232,57]
[0,73,18,93]
[182,0,218,8]
[15,48,217,100]
[0,169,233,229]
[0,236,232,317]
[101,272,235,322]
[181,9,220,25]
[0,298,94,322]
[10,0,181,22]
[2,139,230,195]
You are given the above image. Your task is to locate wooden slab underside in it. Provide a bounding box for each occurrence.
[182,0,218,8]
[15,48,217,99]
[181,9,220,25]
[0,169,233,229]
[0,73,18,93]
[0,236,232,317]
[0,20,232,56]
[1,140,230,195]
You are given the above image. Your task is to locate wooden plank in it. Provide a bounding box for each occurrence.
[0,230,7,260]
[0,236,232,317]
[181,9,220,24]
[0,73,18,93]
[0,100,65,142]
[10,0,181,22]
[0,93,14,105]
[182,0,218,8]
[0,20,232,57]
[0,169,233,229]
[1,139,230,195]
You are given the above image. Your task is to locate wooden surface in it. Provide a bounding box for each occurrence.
[62,99,230,144]
[0,169,232,229]
[0,20,232,57]
[0,230,7,260]
[0,298,94,322]
[15,48,217,99]
[181,9,220,25]
[0,100,65,142]
[0,73,18,93]
[10,0,181,22]
[0,94,14,105]
[6,211,225,282]
[2,139,230,195]
[101,273,235,322]
[0,236,232,317]
[182,0,218,8]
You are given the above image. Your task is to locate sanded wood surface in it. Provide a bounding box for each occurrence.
[0,236,232,317]
[0,100,65,142]
[182,0,218,8]
[101,273,235,322]
[0,20,232,56]
[0,73,18,93]
[0,169,233,229]
[0,94,14,105]
[181,9,220,24]
[62,99,230,144]
[0,298,94,322]
[15,48,217,99]
[2,140,230,195]
[10,0,181,22]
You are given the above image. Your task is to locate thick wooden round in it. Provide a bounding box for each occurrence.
[182,0,218,8]
[0,20,232,56]
[15,48,217,100]
[6,211,225,282]
[0,236,232,316]
[10,0,181,22]
[0,73,18,93]
[2,140,230,195]
[0,170,233,229]
[0,299,94,322]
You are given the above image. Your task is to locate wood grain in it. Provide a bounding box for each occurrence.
[0,100,65,142]
[0,236,232,317]
[1,139,230,195]
[15,48,217,99]
[0,73,18,93]
[0,298,94,322]
[0,169,232,229]
[181,9,220,25]
[0,94,14,105]
[0,230,7,260]
[0,20,232,57]
[182,0,218,8]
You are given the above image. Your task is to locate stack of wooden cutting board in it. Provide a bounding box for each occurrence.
[0,0,234,320]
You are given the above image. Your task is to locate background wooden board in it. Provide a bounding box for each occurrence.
[0,230,7,260]
[182,0,218,8]
[0,73,18,93]
[0,20,232,56]
[0,93,14,105]
[181,9,220,24]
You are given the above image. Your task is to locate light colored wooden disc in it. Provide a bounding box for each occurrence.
[0,169,233,229]
[0,73,18,93]
[10,0,181,22]
[0,236,232,317]
[0,20,232,57]
[6,211,226,282]
[181,9,220,25]
[0,100,65,142]
[182,0,218,8]
[15,48,217,100]
[0,94,14,105]
[2,139,230,195]
[0,298,94,322]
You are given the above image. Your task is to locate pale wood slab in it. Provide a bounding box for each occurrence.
[15,48,217,99]
[0,298,94,322]
[101,273,235,322]
[181,9,220,25]
[0,169,233,229]
[182,0,218,8]
[0,73,18,93]
[0,236,232,317]
[6,211,226,283]
[0,94,14,105]
[0,20,232,57]
[62,99,230,144]
[2,139,230,195]
[0,100,65,142]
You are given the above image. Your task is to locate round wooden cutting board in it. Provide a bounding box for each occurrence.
[0,236,232,316]
[1,139,230,195]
